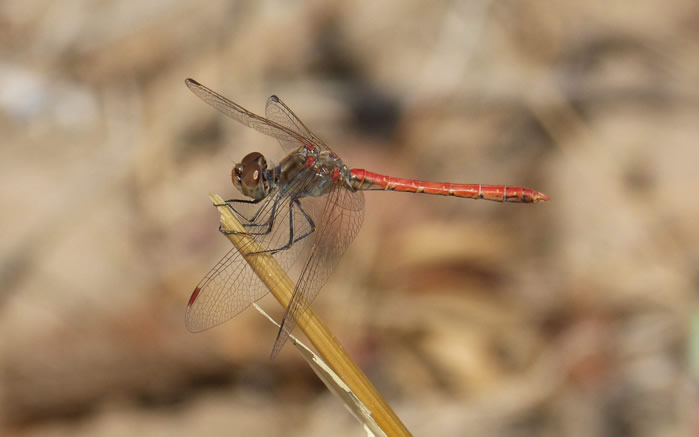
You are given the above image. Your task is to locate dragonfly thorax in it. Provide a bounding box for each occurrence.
[232,152,272,200]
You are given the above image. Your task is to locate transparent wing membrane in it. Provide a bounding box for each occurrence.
[185,79,309,150]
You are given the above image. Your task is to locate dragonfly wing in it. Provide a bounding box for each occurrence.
[270,185,365,357]
[185,246,269,332]
[185,79,308,148]
[265,95,331,152]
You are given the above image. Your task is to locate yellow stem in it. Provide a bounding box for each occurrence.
[210,193,411,436]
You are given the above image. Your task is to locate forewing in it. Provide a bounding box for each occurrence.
[185,246,269,332]
[265,95,331,152]
[185,79,308,149]
[270,185,365,357]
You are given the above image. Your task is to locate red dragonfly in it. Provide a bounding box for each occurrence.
[184,78,549,357]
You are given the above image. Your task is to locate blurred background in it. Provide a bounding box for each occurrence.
[0,1,696,436]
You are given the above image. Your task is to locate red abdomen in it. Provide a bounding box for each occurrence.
[348,169,549,203]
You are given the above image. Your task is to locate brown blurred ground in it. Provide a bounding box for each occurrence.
[0,1,697,436]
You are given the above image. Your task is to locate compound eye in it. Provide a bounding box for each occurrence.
[234,152,268,199]
[241,152,266,168]
[241,161,261,186]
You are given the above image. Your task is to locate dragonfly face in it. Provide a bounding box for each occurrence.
[232,152,271,200]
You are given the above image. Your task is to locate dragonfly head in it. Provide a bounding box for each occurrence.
[232,152,270,200]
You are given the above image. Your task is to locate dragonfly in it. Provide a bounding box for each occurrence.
[184,78,549,357]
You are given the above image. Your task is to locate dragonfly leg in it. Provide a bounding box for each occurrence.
[218,191,284,234]
[250,199,316,255]
[219,193,282,238]
[291,199,316,245]
[216,197,268,223]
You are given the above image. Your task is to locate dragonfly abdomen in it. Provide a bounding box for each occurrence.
[348,169,549,203]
